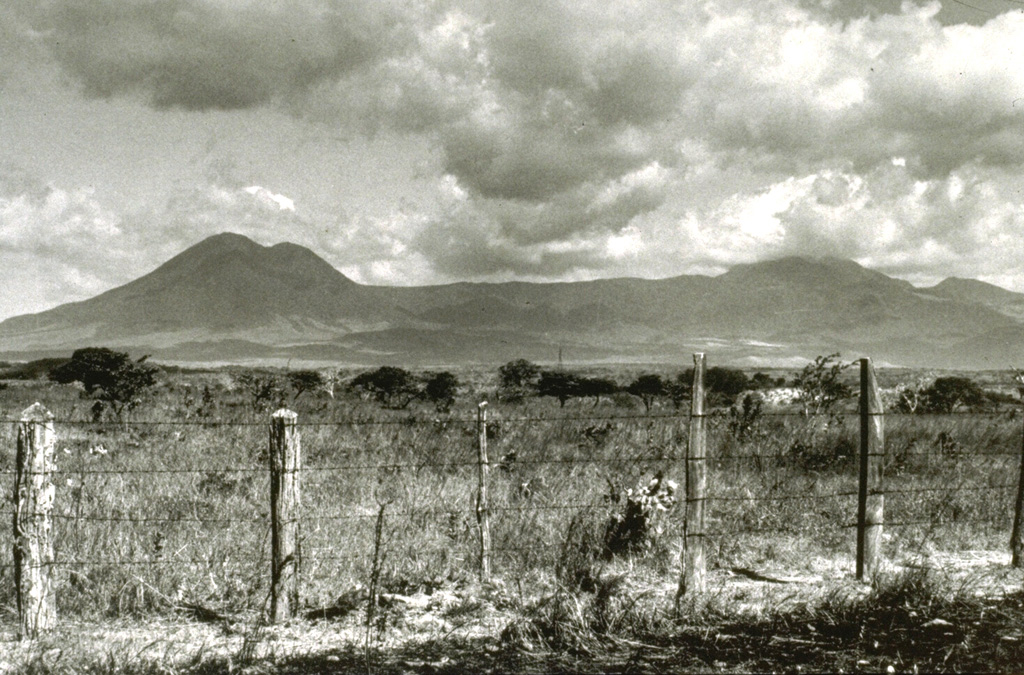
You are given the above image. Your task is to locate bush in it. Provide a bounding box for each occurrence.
[233,370,285,413]
[604,473,677,557]
[287,370,325,400]
[498,359,540,403]
[577,376,619,406]
[537,370,581,407]
[424,371,459,413]
[919,376,986,413]
[793,353,852,415]
[350,366,420,409]
[49,347,159,416]
[627,374,665,413]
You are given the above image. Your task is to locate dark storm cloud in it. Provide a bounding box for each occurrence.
[34,0,411,110]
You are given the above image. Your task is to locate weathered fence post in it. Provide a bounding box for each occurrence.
[14,403,57,639]
[1011,406,1024,567]
[857,358,885,581]
[269,408,300,622]
[678,353,707,603]
[476,401,491,581]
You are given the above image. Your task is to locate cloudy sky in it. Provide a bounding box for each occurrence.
[2,0,1024,320]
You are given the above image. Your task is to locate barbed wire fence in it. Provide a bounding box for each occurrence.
[3,356,1024,638]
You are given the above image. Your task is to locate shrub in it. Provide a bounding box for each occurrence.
[537,370,581,407]
[627,374,665,413]
[793,353,852,415]
[350,366,420,409]
[233,370,285,413]
[707,367,749,402]
[424,371,459,413]
[498,359,540,402]
[604,473,678,557]
[729,392,765,442]
[49,347,159,417]
[577,376,619,406]
[287,370,325,400]
[919,376,986,413]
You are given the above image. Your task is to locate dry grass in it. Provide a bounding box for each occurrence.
[0,367,1023,672]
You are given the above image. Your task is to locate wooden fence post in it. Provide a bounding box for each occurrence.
[476,402,491,581]
[1011,407,1024,567]
[14,403,57,639]
[269,408,300,622]
[857,358,885,581]
[678,353,707,602]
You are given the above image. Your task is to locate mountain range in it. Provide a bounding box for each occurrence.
[1,232,1022,369]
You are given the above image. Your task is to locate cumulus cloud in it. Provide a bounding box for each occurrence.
[683,3,1024,175]
[22,0,413,110]
[0,169,126,315]
[6,0,1024,293]
[0,166,328,316]
[676,161,1024,286]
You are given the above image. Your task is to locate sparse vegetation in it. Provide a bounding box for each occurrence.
[0,358,1021,673]
[497,359,540,403]
[48,347,160,418]
[627,373,665,412]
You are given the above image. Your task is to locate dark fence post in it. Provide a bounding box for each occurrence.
[14,403,57,639]
[270,408,300,622]
[857,358,884,581]
[476,402,491,580]
[678,353,707,603]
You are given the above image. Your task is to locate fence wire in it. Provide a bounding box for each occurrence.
[1,403,1022,619]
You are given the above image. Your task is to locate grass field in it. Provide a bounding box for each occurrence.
[1,364,1023,673]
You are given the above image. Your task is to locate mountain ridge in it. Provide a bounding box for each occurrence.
[1,233,1021,369]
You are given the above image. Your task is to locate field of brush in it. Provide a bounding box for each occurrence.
[1,363,1023,673]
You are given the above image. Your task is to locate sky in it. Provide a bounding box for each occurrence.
[2,0,1024,320]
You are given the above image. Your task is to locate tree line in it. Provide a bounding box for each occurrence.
[0,348,1012,418]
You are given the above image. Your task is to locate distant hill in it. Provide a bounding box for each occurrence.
[922,277,1024,322]
[1,232,1022,369]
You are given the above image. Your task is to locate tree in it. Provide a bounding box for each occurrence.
[627,374,665,413]
[919,376,986,413]
[233,371,286,413]
[350,366,420,409]
[793,353,852,416]
[498,359,540,402]
[537,370,581,407]
[287,370,325,400]
[49,347,159,416]
[666,371,691,409]
[671,366,749,407]
[577,376,618,406]
[424,371,459,413]
[707,367,749,400]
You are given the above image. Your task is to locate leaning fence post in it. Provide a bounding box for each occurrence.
[1011,403,1024,567]
[14,403,57,639]
[476,401,491,581]
[857,358,885,581]
[678,353,707,602]
[269,408,300,622]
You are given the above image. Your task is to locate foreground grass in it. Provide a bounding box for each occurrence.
[4,568,1024,674]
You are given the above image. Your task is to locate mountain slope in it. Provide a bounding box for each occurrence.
[0,233,1021,368]
[0,233,401,352]
[922,277,1024,322]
